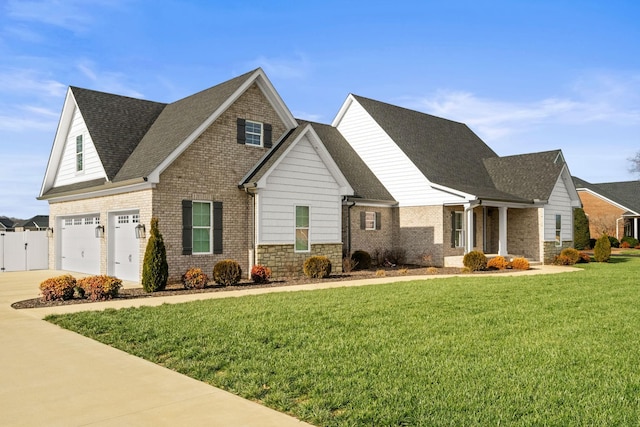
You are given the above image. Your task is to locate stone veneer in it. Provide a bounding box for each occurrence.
[256,243,343,278]
[543,240,573,264]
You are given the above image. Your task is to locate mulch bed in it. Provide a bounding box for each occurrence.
[11,265,485,310]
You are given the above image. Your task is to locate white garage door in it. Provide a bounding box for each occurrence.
[59,216,101,275]
[110,212,140,282]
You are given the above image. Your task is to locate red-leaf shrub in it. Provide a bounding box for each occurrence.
[182,267,209,289]
[40,274,76,301]
[511,257,530,270]
[77,275,122,301]
[251,265,272,284]
[487,256,508,270]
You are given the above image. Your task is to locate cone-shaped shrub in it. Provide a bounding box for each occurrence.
[573,208,591,250]
[141,217,168,292]
[593,234,611,262]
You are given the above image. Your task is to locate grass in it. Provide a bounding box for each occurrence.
[47,257,640,426]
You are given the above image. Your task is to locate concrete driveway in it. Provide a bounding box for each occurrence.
[0,270,312,426]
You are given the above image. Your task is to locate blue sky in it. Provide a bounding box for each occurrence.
[1,0,638,219]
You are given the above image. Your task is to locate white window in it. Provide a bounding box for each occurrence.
[132,214,139,223]
[193,201,212,254]
[555,214,562,247]
[295,206,310,252]
[245,120,263,146]
[84,217,94,225]
[76,135,84,172]
[64,219,73,226]
[73,218,82,226]
[454,211,464,248]
[118,215,129,224]
[365,212,376,230]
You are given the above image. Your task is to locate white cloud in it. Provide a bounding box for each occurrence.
[247,54,312,80]
[76,61,144,98]
[0,69,66,97]
[293,111,324,122]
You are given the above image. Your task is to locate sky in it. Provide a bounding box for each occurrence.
[1,0,639,219]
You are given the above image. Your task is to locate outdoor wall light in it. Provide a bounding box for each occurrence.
[135,223,146,239]
[47,227,54,237]
[95,225,105,238]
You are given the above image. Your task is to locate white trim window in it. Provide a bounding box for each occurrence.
[365,212,376,230]
[245,120,263,146]
[295,205,310,252]
[555,214,562,247]
[75,135,84,172]
[454,211,464,248]
[193,201,212,254]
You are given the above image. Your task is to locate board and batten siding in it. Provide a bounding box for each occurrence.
[53,106,106,187]
[543,173,574,241]
[335,97,465,206]
[257,135,342,245]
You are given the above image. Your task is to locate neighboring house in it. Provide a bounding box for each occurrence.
[14,215,49,232]
[331,95,581,266]
[0,217,15,232]
[39,69,581,282]
[39,69,350,281]
[573,177,640,241]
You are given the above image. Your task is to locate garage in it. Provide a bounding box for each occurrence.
[109,211,141,282]
[59,215,101,275]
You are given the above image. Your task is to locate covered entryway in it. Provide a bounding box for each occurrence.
[58,215,101,274]
[109,211,140,282]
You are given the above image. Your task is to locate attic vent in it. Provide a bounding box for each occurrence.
[554,152,565,165]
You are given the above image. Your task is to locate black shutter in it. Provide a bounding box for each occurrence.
[451,211,456,248]
[375,212,381,230]
[182,200,193,255]
[213,201,223,254]
[237,118,246,144]
[360,211,366,230]
[264,123,272,148]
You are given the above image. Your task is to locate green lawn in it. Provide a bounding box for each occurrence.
[47,257,640,426]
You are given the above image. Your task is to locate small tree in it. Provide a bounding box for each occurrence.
[141,217,169,292]
[573,208,590,249]
[593,233,611,263]
[629,151,640,176]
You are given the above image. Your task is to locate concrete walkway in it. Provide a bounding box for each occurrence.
[0,266,579,426]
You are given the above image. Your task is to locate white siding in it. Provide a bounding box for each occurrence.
[543,174,574,241]
[258,135,342,244]
[335,97,464,206]
[53,107,106,187]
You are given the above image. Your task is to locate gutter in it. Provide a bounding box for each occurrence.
[38,177,150,201]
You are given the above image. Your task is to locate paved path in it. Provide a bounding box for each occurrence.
[0,266,579,426]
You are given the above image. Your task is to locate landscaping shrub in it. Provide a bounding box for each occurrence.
[573,208,591,250]
[375,269,386,277]
[426,266,438,274]
[589,238,597,250]
[77,275,122,301]
[213,259,242,286]
[303,256,332,279]
[463,251,487,271]
[250,265,272,284]
[487,256,508,270]
[578,252,591,263]
[608,236,620,248]
[142,217,168,292]
[559,248,580,265]
[351,250,371,270]
[511,257,530,270]
[384,248,406,265]
[594,234,611,262]
[621,236,639,248]
[553,254,573,266]
[182,267,209,289]
[621,241,631,249]
[342,257,358,273]
[40,274,76,301]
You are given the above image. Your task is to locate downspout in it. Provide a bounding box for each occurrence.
[245,187,256,277]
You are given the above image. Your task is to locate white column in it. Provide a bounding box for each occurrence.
[465,206,474,253]
[635,218,639,240]
[498,206,508,256]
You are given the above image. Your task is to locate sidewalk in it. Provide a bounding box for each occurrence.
[0,266,579,426]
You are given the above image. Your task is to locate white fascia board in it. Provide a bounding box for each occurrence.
[331,94,355,127]
[43,180,153,204]
[147,69,297,183]
[255,124,354,196]
[559,164,581,204]
[429,182,477,200]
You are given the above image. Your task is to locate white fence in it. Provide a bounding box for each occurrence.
[0,231,49,272]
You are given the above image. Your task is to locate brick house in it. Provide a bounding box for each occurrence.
[39,69,582,282]
[573,177,640,241]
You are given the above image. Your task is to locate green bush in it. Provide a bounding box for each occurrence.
[77,275,122,301]
[351,250,371,270]
[303,256,332,278]
[182,267,209,289]
[251,265,272,284]
[594,234,611,262]
[141,217,168,292]
[621,236,639,248]
[559,248,580,265]
[608,236,620,248]
[39,274,76,301]
[553,254,573,265]
[213,259,242,286]
[573,208,590,250]
[463,251,487,271]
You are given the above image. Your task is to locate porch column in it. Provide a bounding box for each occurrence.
[498,206,508,256]
[465,206,474,253]
[635,218,639,240]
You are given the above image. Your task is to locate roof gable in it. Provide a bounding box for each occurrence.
[575,177,640,215]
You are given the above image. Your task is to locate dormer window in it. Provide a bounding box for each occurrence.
[237,118,273,148]
[75,135,84,172]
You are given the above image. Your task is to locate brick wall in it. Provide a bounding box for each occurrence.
[507,208,540,260]
[577,191,625,238]
[399,205,444,266]
[343,205,397,257]
[256,243,343,278]
[153,83,288,282]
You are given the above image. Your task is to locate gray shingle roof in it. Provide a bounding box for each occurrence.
[574,177,640,215]
[70,87,166,180]
[0,216,14,229]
